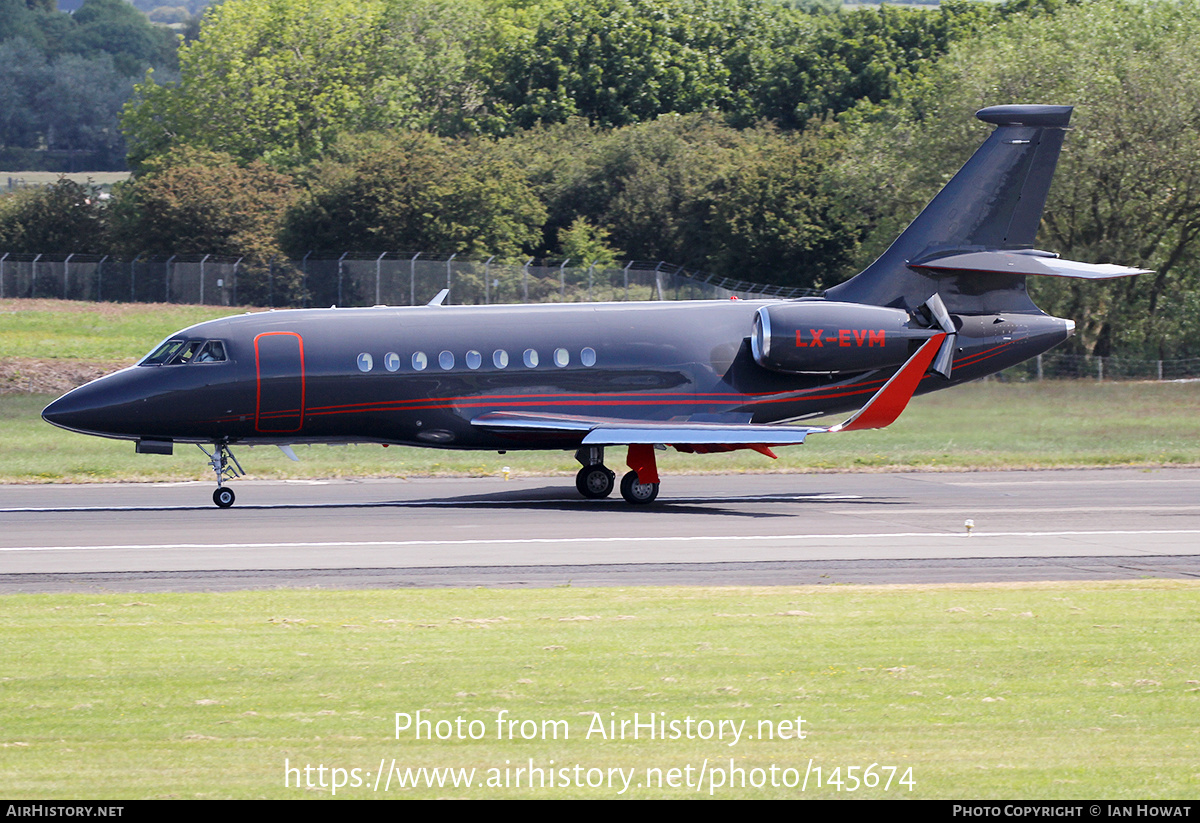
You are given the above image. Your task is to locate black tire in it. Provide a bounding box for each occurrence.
[213,487,235,508]
[619,470,659,504]
[576,465,615,499]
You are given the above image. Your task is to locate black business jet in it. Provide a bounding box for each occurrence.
[43,105,1147,507]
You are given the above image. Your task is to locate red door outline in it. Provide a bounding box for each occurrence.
[254,331,306,433]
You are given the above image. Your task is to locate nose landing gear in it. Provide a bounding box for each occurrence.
[199,442,244,508]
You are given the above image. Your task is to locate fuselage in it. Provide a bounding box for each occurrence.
[42,298,1073,450]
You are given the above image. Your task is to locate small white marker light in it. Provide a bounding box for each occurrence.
[502,466,511,481]
[965,519,975,537]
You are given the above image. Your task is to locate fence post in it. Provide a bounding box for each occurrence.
[484,255,495,304]
[63,253,73,299]
[337,251,348,306]
[623,261,631,301]
[130,253,140,301]
[1158,360,1163,381]
[523,258,532,303]
[200,254,209,305]
[233,257,242,305]
[588,263,594,301]
[1,252,8,299]
[653,261,665,301]
[164,254,176,303]
[446,253,456,301]
[376,251,386,305]
[1036,354,1043,381]
[30,253,41,297]
[97,255,107,302]
[559,258,569,300]
[1097,357,1103,382]
[410,252,420,306]
[302,251,311,307]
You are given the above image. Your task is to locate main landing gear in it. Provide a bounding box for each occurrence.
[574,445,661,505]
[575,446,616,499]
[199,442,244,508]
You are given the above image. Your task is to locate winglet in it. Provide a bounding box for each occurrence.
[827,333,945,433]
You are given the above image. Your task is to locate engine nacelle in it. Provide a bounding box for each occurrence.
[751,301,939,374]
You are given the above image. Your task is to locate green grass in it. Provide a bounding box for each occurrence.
[0,299,244,362]
[1,582,1197,798]
[6,380,1200,483]
[4,298,1200,480]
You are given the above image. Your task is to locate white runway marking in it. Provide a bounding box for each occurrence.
[5,529,1200,553]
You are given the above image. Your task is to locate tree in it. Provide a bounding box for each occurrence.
[281,132,545,258]
[706,126,864,289]
[64,0,175,75]
[836,0,1200,359]
[110,147,297,260]
[558,217,620,268]
[0,179,109,253]
[123,0,393,169]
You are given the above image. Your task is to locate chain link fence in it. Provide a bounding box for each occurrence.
[7,251,1200,381]
[1000,353,1200,382]
[0,252,817,307]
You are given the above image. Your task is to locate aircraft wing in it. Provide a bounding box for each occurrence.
[471,334,944,446]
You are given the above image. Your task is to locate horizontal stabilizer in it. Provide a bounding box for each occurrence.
[910,250,1150,280]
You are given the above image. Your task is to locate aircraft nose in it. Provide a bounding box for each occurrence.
[42,379,128,436]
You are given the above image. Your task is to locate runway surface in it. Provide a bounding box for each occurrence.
[3,468,1200,592]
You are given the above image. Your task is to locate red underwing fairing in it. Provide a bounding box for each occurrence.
[43,105,1146,507]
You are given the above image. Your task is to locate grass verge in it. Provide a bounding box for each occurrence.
[6,379,1200,483]
[1,581,1197,799]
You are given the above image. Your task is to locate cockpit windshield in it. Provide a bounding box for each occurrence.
[139,338,228,366]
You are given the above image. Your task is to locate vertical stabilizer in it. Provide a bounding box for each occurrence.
[825,105,1073,309]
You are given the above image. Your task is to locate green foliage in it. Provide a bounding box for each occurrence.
[491,115,860,285]
[557,217,620,268]
[837,0,1200,359]
[124,0,393,170]
[281,132,545,259]
[64,0,176,75]
[110,147,297,260]
[0,179,108,253]
[707,125,864,290]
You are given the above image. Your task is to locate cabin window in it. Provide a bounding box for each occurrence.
[357,352,373,372]
[412,352,428,371]
[581,347,597,367]
[466,350,482,370]
[439,350,455,370]
[553,347,569,367]
[384,352,400,372]
[493,349,508,369]
[523,348,539,368]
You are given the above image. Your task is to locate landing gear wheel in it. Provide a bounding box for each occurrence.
[620,470,659,505]
[213,487,235,508]
[576,465,616,499]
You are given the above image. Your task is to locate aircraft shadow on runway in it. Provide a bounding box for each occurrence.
[13,486,906,519]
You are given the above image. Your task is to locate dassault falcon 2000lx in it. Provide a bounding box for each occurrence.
[44,105,1147,508]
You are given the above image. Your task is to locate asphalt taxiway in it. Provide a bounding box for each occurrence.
[3,468,1200,592]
